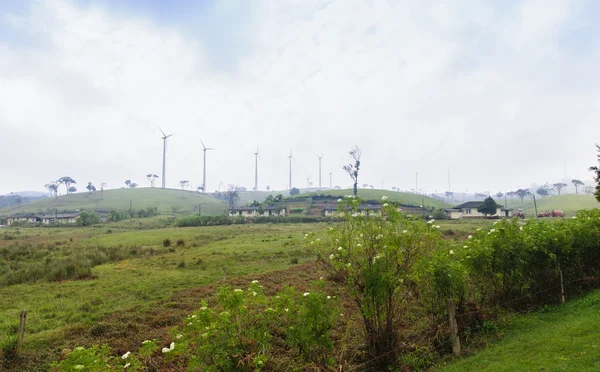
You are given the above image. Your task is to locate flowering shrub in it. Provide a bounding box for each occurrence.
[172,280,338,371]
[316,195,440,367]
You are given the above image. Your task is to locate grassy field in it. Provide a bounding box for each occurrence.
[436,289,600,371]
[0,188,228,216]
[502,194,599,217]
[290,189,450,209]
[0,223,324,370]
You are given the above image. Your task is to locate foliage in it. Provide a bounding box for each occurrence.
[589,145,600,202]
[146,174,159,188]
[513,188,531,202]
[68,186,77,194]
[76,212,101,226]
[315,195,440,367]
[226,185,240,208]
[536,185,551,198]
[477,197,498,217]
[342,146,361,196]
[86,182,96,193]
[289,187,300,195]
[553,183,567,195]
[58,176,76,195]
[50,342,154,371]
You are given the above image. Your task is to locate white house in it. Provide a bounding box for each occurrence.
[323,205,382,217]
[229,206,286,217]
[6,213,42,226]
[41,211,80,225]
[445,202,513,220]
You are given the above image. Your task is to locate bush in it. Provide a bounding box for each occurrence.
[289,257,299,264]
[76,212,101,227]
[176,239,185,247]
[177,260,186,269]
[162,239,171,248]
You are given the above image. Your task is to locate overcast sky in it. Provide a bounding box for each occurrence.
[1,0,600,196]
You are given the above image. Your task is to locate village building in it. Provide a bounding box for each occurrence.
[228,206,286,217]
[41,211,81,225]
[6,213,42,226]
[323,204,382,217]
[444,201,513,220]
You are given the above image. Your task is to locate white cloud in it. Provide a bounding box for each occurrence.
[0,0,599,195]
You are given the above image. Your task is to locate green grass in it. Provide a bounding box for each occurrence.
[436,290,600,371]
[0,188,228,216]
[505,194,599,217]
[289,189,450,209]
[0,223,322,369]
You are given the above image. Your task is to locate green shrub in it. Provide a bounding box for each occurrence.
[162,239,171,247]
[176,239,185,247]
[177,260,186,269]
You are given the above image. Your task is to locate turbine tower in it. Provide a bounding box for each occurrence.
[317,154,324,188]
[329,169,332,189]
[253,146,260,191]
[288,149,295,190]
[200,140,214,193]
[159,127,174,189]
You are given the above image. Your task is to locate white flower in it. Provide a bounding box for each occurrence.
[316,238,320,242]
[303,292,310,296]
[346,263,352,267]
[493,221,499,225]
[252,280,259,284]
[304,234,308,237]
[463,245,468,248]
[357,243,362,247]
[176,334,183,339]
[449,250,454,255]
[265,308,275,312]
[468,235,473,239]
[75,346,85,351]
[74,366,84,370]
[520,226,523,231]
[572,216,577,219]
[200,307,207,311]
[490,229,495,233]
[381,196,388,201]
[403,230,408,234]
[234,289,243,292]
[383,203,389,207]
[162,347,171,353]
[142,340,151,344]
[359,233,364,238]
[476,228,481,231]
[352,212,360,217]
[319,276,323,280]
[124,363,131,368]
[337,198,342,202]
[427,220,433,224]
[327,296,331,299]
[435,225,440,229]
[330,253,335,259]
[285,308,289,312]
[338,247,343,251]
[170,342,175,350]
[188,322,192,326]
[122,351,131,359]
[252,291,257,296]
[329,227,334,230]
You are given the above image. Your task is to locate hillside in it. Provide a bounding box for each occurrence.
[237,190,284,205]
[505,194,599,216]
[437,289,600,371]
[287,189,450,209]
[0,188,228,216]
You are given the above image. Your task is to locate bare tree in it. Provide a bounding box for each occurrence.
[343,146,361,196]
[179,180,189,198]
[146,174,159,188]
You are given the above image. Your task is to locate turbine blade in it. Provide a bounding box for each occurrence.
[159,127,167,137]
[200,139,206,149]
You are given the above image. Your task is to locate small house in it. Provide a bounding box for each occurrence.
[6,213,42,226]
[229,206,286,217]
[41,211,80,225]
[445,201,513,220]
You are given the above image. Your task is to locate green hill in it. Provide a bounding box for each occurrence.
[505,194,599,216]
[0,188,228,216]
[287,189,450,209]
[237,190,283,205]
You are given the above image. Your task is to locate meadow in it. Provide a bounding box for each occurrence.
[0,223,321,370]
[503,194,599,216]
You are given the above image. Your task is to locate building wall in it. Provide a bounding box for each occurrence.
[461,207,512,218]
[446,211,463,219]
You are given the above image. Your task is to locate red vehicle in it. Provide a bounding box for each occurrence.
[538,209,564,218]
[516,209,526,219]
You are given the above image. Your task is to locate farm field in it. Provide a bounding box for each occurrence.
[436,289,600,371]
[0,223,323,370]
[0,188,227,216]
[503,194,599,217]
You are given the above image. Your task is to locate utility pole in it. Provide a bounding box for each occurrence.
[416,172,419,193]
[329,170,332,189]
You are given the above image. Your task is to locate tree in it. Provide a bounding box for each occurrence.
[274,194,283,202]
[571,179,584,194]
[129,183,138,188]
[58,176,76,195]
[146,174,159,188]
[514,188,530,203]
[589,145,600,202]
[584,185,594,195]
[362,183,369,189]
[86,182,96,194]
[197,185,204,192]
[225,185,240,209]
[100,182,107,198]
[76,211,100,226]
[250,200,261,207]
[496,192,504,199]
[179,180,189,198]
[445,191,454,201]
[264,195,275,206]
[266,185,271,192]
[125,180,131,187]
[536,186,550,198]
[475,193,487,200]
[553,183,567,195]
[45,182,59,199]
[343,146,361,196]
[289,187,300,195]
[68,186,77,193]
[477,196,498,217]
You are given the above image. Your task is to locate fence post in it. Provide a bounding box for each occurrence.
[223,266,227,281]
[559,268,565,304]
[447,299,460,356]
[17,309,27,352]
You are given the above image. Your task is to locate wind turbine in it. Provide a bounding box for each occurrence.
[317,154,324,189]
[288,149,295,190]
[159,127,174,189]
[329,169,332,189]
[200,139,214,193]
[253,146,260,191]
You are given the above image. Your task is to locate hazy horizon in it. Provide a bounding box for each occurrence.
[2,0,600,195]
